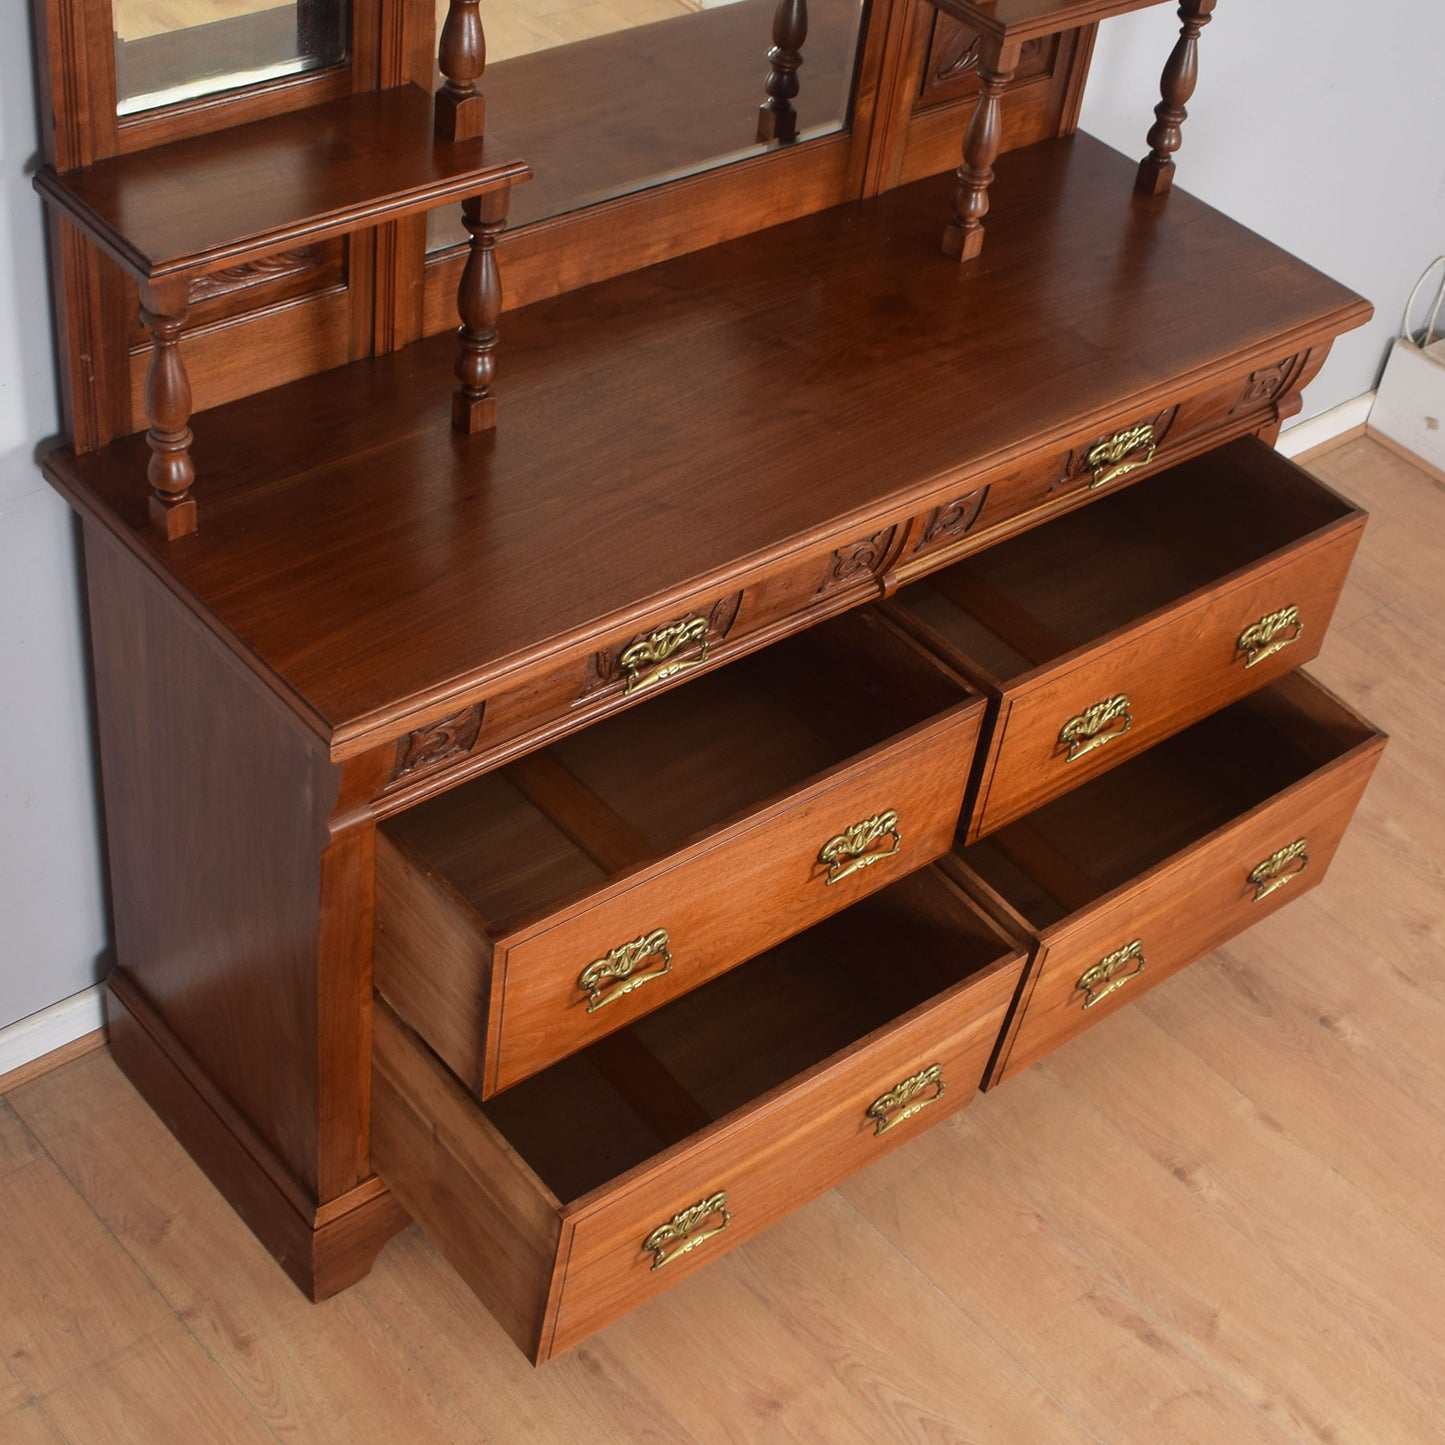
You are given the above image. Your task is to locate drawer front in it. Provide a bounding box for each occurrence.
[465,523,912,775]
[486,704,985,1095]
[987,740,1383,1085]
[968,521,1364,839]
[541,949,1024,1360]
[898,354,1310,581]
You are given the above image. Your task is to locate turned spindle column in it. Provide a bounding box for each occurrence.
[942,35,1021,262]
[453,191,509,433]
[436,0,487,141]
[139,278,197,540]
[756,0,809,145]
[1135,0,1216,196]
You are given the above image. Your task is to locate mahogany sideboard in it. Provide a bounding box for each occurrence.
[30,0,1383,1363]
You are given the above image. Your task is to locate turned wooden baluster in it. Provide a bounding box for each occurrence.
[1135,0,1217,196]
[436,0,487,141]
[756,0,808,145]
[139,278,197,540]
[453,191,508,433]
[942,35,1022,262]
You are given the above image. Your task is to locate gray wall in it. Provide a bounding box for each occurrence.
[1080,1,1445,418]
[2,2,1442,1030]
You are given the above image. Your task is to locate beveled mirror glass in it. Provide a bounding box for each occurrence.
[113,0,349,116]
[428,0,867,244]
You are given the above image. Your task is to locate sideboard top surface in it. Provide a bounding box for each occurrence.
[47,134,1369,749]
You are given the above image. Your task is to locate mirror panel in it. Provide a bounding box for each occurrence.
[428,0,867,246]
[113,0,349,116]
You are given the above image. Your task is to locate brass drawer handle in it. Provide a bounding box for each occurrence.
[1059,694,1132,763]
[1077,939,1146,1010]
[576,928,673,1013]
[642,1190,730,1271]
[867,1063,945,1137]
[1238,605,1303,669]
[1086,423,1157,488]
[619,617,709,694]
[819,809,902,886]
[1249,838,1309,902]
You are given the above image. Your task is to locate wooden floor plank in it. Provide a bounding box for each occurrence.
[838,1124,1274,1442]
[1043,1006,1445,1406]
[725,1191,1097,1444]
[953,1064,1445,1443]
[0,1157,177,1398]
[356,1227,697,1445]
[38,1330,280,1445]
[589,1229,886,1445]
[0,1097,42,1180]
[9,1054,490,1445]
[0,1404,68,1445]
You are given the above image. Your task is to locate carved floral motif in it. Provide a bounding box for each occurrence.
[1233,356,1298,411]
[816,527,898,595]
[188,247,322,304]
[389,703,484,785]
[913,488,990,554]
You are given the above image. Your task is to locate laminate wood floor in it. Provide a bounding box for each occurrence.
[3,434,1441,1444]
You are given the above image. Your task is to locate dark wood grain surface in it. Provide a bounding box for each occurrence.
[930,0,1168,43]
[34,85,529,280]
[47,135,1368,748]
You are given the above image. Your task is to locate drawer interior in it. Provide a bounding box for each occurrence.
[476,866,1012,1204]
[958,673,1379,929]
[384,607,971,932]
[895,440,1355,683]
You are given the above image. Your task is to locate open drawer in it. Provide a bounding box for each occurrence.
[885,438,1366,840]
[372,865,1026,1364]
[949,671,1386,1086]
[376,608,986,1097]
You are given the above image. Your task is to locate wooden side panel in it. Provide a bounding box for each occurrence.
[371,1003,563,1359]
[83,522,355,1200]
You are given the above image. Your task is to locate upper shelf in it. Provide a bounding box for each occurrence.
[929,0,1173,43]
[33,85,530,285]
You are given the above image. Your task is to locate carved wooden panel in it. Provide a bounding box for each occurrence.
[388,703,485,787]
[1231,355,1301,413]
[911,488,990,556]
[921,19,1059,107]
[815,527,899,595]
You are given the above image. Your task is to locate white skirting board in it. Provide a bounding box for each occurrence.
[0,985,106,1083]
[1277,392,1375,459]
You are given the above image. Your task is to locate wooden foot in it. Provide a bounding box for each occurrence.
[436,0,487,142]
[452,191,510,433]
[943,37,1021,262]
[139,279,197,540]
[1135,0,1217,196]
[756,0,807,145]
[106,973,411,1301]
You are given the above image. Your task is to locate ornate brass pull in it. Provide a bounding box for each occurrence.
[818,809,902,886]
[1249,838,1309,902]
[1077,939,1146,1010]
[1085,423,1157,488]
[642,1190,730,1271]
[619,617,709,694]
[1237,605,1303,669]
[576,929,673,1013]
[866,1064,945,1137]
[1059,694,1132,763]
